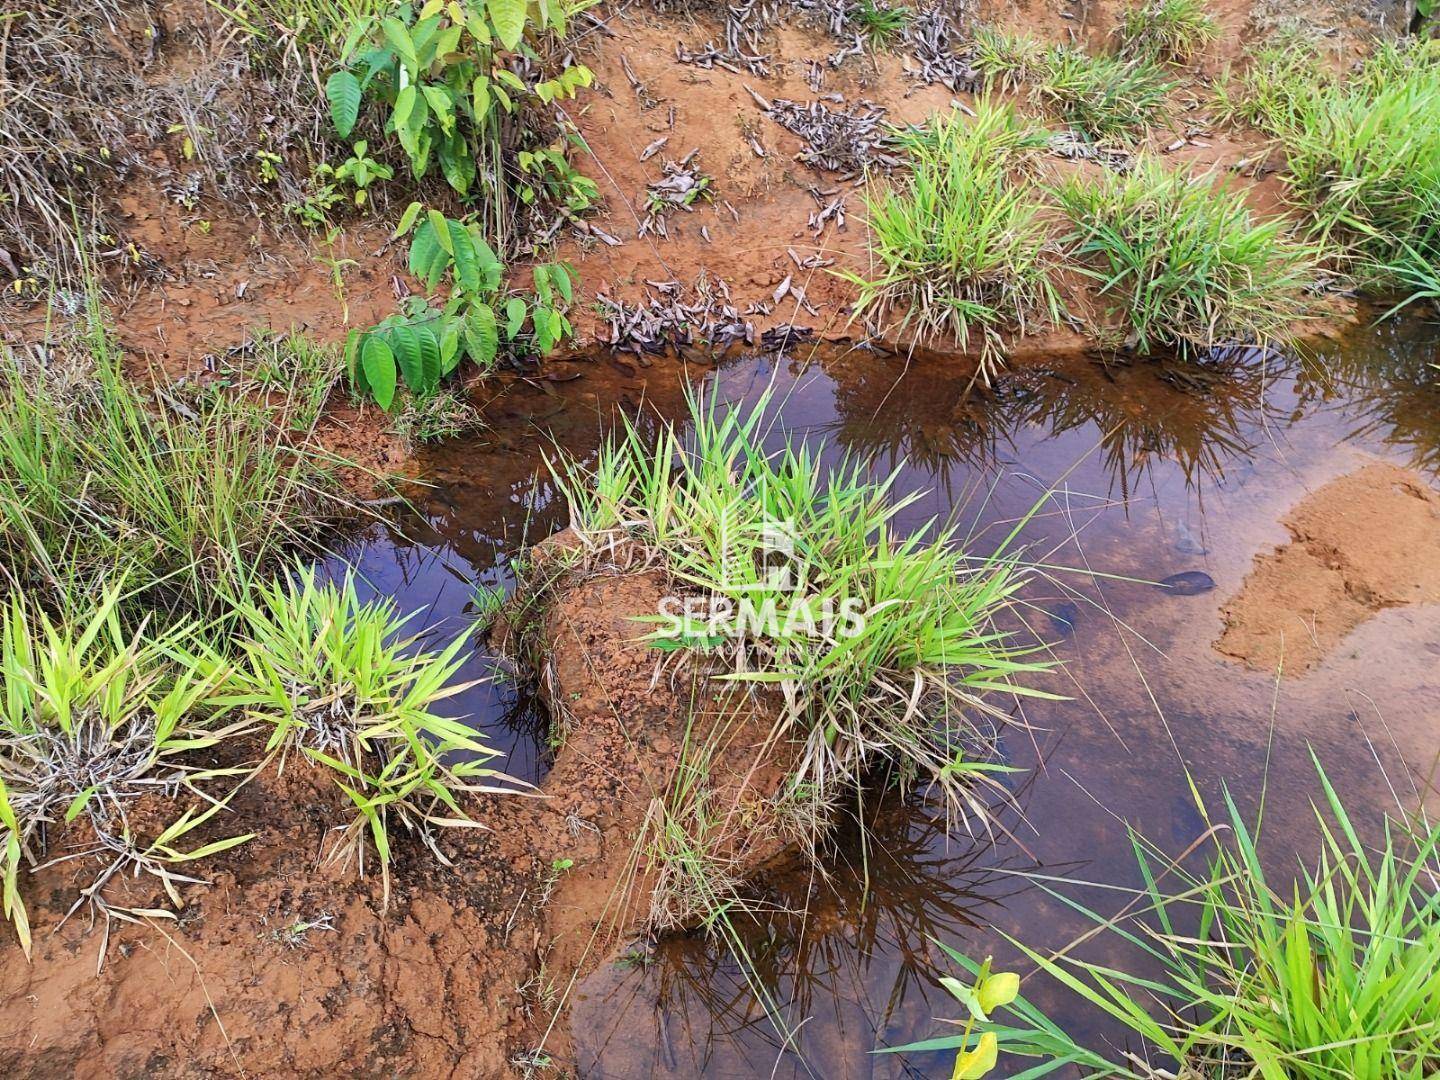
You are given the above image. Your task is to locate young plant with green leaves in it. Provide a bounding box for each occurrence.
[549,386,1053,829]
[1115,0,1217,63]
[895,758,1440,1079]
[850,0,911,47]
[1055,157,1316,353]
[845,101,1060,379]
[324,0,594,233]
[205,567,510,896]
[0,592,253,956]
[347,205,574,409]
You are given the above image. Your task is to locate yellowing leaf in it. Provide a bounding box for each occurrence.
[977,971,1019,1016]
[951,1033,998,1080]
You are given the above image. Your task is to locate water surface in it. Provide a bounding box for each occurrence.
[334,319,1440,1076]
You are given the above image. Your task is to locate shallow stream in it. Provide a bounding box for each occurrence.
[330,318,1440,1077]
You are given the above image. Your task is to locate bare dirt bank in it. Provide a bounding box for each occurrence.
[1216,462,1440,674]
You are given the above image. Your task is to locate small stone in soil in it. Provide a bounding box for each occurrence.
[1157,571,1216,595]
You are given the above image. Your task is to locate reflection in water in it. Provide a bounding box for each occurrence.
[330,321,1440,1076]
[574,798,1038,1079]
[818,346,1283,504]
[1301,317,1440,476]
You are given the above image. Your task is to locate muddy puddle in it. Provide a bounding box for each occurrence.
[333,319,1440,1076]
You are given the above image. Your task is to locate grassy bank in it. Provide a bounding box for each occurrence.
[896,760,1440,1078]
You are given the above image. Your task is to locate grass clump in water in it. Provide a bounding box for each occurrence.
[845,100,1060,379]
[1055,157,1317,353]
[551,386,1053,828]
[1115,0,1217,62]
[895,758,1440,1079]
[0,323,348,621]
[203,567,509,897]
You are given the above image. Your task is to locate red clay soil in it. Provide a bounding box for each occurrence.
[1216,463,1440,675]
[0,0,1411,1074]
[73,0,1351,386]
[0,554,797,1078]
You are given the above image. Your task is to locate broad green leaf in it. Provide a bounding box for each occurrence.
[488,0,527,50]
[427,209,454,254]
[392,83,419,139]
[387,323,427,391]
[415,323,443,391]
[437,130,476,195]
[447,220,481,293]
[440,322,462,374]
[421,83,456,134]
[495,68,526,92]
[409,217,451,287]
[471,75,491,120]
[471,232,502,290]
[325,70,363,138]
[360,335,397,410]
[550,262,573,303]
[977,971,1020,1016]
[394,200,424,237]
[504,296,526,338]
[464,303,499,365]
[381,17,420,79]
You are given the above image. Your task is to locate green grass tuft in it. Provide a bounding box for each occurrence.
[850,0,911,46]
[1116,0,1218,62]
[895,757,1440,1079]
[202,566,509,898]
[0,590,253,956]
[0,319,348,621]
[845,100,1060,378]
[551,384,1055,828]
[1038,45,1174,142]
[1054,157,1317,353]
[970,26,1051,92]
[1217,38,1440,305]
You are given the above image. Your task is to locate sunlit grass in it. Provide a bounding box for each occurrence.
[844,100,1060,378]
[1055,157,1317,353]
[895,758,1440,1079]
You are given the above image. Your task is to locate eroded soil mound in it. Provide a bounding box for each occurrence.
[1216,462,1440,674]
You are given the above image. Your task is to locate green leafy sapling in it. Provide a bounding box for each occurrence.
[347,203,575,409]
